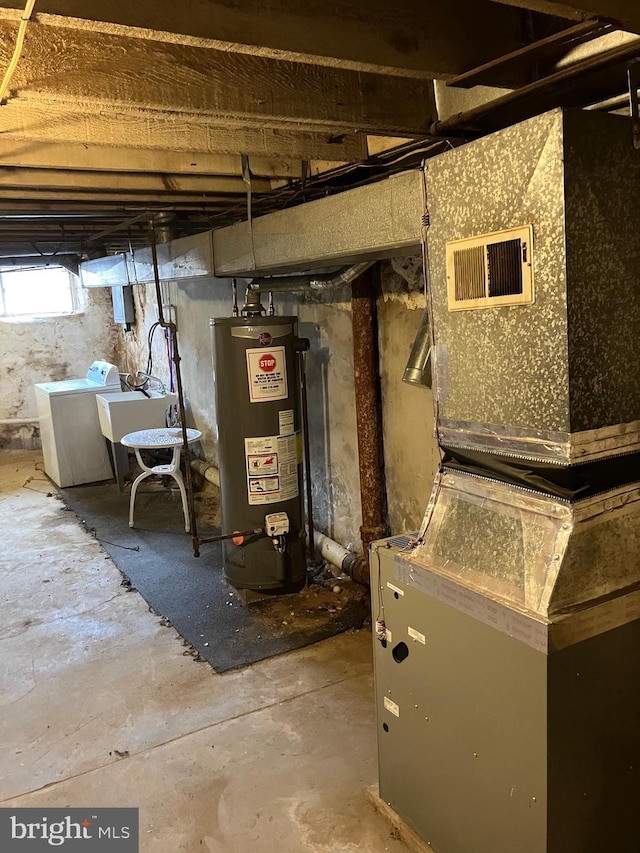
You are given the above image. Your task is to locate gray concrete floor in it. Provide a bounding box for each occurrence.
[0,450,408,852]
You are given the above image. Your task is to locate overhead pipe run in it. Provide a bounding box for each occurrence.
[248,261,373,293]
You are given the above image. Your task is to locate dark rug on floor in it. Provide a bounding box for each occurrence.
[60,480,368,672]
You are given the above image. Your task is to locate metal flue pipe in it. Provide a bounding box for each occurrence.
[248,261,373,293]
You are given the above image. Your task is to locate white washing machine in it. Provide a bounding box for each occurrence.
[35,361,121,487]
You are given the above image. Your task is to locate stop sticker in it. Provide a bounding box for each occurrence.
[246,345,287,402]
[259,353,277,372]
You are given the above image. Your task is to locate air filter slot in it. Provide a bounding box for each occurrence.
[446,225,533,311]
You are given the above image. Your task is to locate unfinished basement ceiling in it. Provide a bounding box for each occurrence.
[0,0,638,263]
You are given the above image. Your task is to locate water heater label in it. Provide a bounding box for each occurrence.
[245,434,299,505]
[279,409,294,436]
[246,346,288,402]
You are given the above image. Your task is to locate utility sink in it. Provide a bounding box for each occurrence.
[96,391,177,443]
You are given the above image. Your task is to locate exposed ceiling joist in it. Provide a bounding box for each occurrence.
[0,139,308,179]
[0,0,633,263]
[0,188,255,204]
[0,20,436,136]
[0,100,366,161]
[0,167,274,194]
[0,0,545,80]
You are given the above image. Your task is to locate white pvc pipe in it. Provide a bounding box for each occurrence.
[314,531,351,568]
[0,417,39,425]
[188,457,363,577]
[190,458,220,487]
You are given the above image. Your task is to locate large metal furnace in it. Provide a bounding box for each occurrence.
[372,108,640,853]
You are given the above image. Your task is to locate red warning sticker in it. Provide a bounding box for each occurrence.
[246,346,287,402]
[247,453,278,476]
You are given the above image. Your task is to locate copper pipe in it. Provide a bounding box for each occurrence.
[351,265,388,569]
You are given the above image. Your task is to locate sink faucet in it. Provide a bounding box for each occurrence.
[134,372,167,395]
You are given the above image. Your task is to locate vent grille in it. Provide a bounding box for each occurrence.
[453,245,485,301]
[446,226,533,311]
[487,238,523,297]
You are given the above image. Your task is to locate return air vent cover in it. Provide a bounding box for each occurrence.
[446,225,533,311]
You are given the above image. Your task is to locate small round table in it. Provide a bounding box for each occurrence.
[120,427,202,532]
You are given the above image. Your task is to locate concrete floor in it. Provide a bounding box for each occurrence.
[0,450,408,852]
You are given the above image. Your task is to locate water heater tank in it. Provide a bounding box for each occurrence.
[210,314,306,595]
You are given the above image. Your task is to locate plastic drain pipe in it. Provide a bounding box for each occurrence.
[190,458,220,487]
[313,531,368,586]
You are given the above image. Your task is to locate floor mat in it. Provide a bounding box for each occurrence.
[60,480,368,672]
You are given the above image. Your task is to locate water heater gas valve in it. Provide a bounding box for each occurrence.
[265,511,289,552]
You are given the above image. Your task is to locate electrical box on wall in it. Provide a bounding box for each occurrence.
[112,284,135,330]
[446,225,534,311]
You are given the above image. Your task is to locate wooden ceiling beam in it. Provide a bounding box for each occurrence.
[0,0,544,80]
[0,20,436,136]
[0,188,253,205]
[0,100,366,162]
[0,139,307,179]
[0,167,274,194]
[0,201,214,213]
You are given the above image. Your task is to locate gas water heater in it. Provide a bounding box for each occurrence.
[210,295,306,596]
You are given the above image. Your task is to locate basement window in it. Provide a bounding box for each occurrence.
[0,266,77,319]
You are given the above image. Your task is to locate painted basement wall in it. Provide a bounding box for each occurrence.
[116,259,438,549]
[0,285,119,450]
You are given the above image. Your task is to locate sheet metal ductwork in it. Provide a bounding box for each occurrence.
[247,261,373,293]
[372,108,640,853]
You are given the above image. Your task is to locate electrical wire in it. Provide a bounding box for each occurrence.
[373,544,386,642]
[0,0,36,104]
[201,138,460,231]
[415,161,444,545]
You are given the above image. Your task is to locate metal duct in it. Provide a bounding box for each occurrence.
[248,261,373,293]
[402,307,432,388]
[0,254,80,275]
[372,107,640,853]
